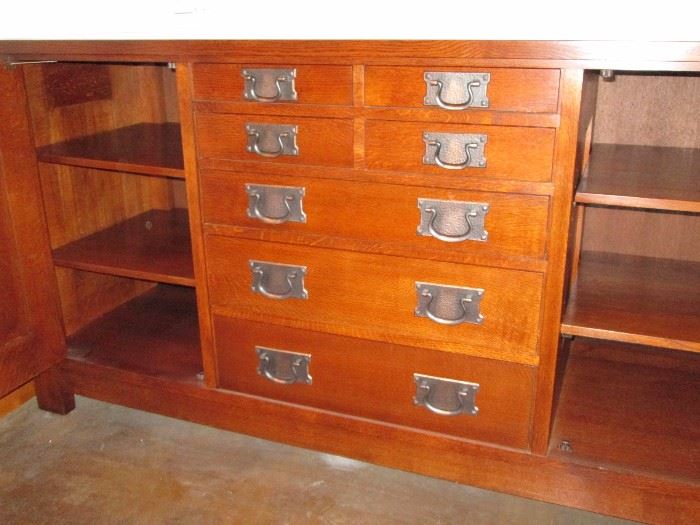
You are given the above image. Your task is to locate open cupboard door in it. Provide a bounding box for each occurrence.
[0,65,66,399]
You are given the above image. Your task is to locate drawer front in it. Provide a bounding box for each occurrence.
[201,170,550,262]
[215,316,534,449]
[365,120,554,182]
[192,64,354,106]
[206,236,543,364]
[196,113,354,167]
[365,67,560,113]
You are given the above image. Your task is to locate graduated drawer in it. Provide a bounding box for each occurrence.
[205,236,543,364]
[196,113,354,167]
[365,67,560,113]
[192,64,353,106]
[201,170,550,262]
[365,120,554,182]
[215,316,534,449]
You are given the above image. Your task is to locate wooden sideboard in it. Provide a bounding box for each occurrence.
[0,41,698,524]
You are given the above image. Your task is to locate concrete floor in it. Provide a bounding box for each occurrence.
[0,397,633,525]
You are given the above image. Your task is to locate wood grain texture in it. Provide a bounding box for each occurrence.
[365,66,560,113]
[577,144,700,212]
[550,338,700,482]
[37,123,185,178]
[365,120,555,182]
[0,382,34,418]
[195,112,354,167]
[205,236,543,364]
[192,63,354,105]
[43,63,112,107]
[562,252,700,352]
[52,209,195,286]
[200,169,551,265]
[215,316,534,450]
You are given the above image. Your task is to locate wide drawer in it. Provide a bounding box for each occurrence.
[365,66,560,113]
[201,170,550,262]
[215,316,534,450]
[196,113,354,167]
[365,120,554,182]
[192,64,354,106]
[205,236,543,364]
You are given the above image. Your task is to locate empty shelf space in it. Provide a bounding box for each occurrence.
[576,144,700,212]
[550,338,700,482]
[68,285,203,382]
[562,252,700,352]
[53,209,195,287]
[37,123,184,178]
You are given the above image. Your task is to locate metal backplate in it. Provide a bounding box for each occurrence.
[423,132,487,170]
[417,198,489,242]
[246,123,299,158]
[245,183,307,224]
[249,260,308,300]
[256,346,312,385]
[424,72,490,110]
[413,373,479,416]
[242,68,297,102]
[415,282,484,326]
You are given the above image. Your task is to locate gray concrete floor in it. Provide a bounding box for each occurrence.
[0,396,633,525]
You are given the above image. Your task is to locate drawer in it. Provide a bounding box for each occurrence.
[214,316,534,450]
[365,66,560,113]
[205,236,543,364]
[365,120,554,182]
[201,170,550,262]
[196,113,354,168]
[192,64,354,106]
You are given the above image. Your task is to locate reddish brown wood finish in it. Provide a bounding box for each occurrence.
[365,66,560,113]
[192,64,354,105]
[34,367,75,414]
[365,120,555,182]
[200,169,551,266]
[37,122,184,178]
[562,252,700,352]
[43,63,112,108]
[577,144,700,212]
[52,208,195,287]
[205,235,543,364]
[195,113,354,167]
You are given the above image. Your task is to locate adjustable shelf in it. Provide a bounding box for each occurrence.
[550,338,700,482]
[576,144,700,212]
[37,123,184,179]
[53,208,195,287]
[561,251,700,353]
[67,284,202,382]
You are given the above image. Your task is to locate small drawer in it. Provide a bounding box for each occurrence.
[365,66,560,113]
[205,236,543,364]
[193,64,354,106]
[201,170,550,262]
[196,113,354,168]
[214,316,535,450]
[365,120,554,182]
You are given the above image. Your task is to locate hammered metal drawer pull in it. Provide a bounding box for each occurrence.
[423,132,487,170]
[424,72,490,110]
[415,282,484,326]
[413,373,479,416]
[417,198,489,243]
[249,260,308,300]
[246,123,299,158]
[245,184,307,224]
[256,346,312,385]
[242,68,297,102]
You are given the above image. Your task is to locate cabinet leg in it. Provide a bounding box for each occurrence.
[34,367,75,415]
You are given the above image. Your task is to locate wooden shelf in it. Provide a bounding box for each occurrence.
[53,209,195,287]
[550,338,700,482]
[37,123,184,179]
[562,252,700,352]
[68,285,203,382]
[577,144,700,212]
